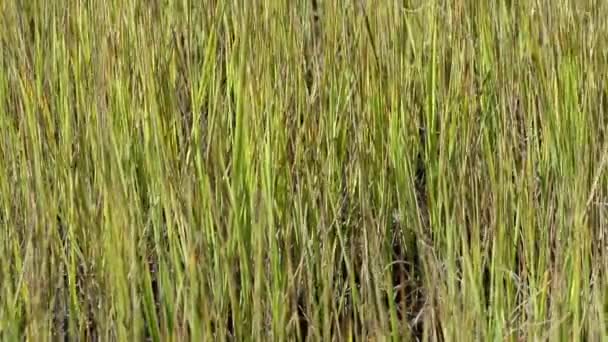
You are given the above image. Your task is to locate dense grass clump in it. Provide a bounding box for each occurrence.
[1,1,607,340]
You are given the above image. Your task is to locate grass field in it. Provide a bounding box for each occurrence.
[1,0,607,340]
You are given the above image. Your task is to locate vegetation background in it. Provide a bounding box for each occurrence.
[0,0,607,340]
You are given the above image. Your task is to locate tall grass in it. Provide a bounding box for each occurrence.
[0,0,607,340]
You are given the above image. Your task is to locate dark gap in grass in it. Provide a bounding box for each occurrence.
[405,125,430,341]
[203,276,235,340]
[286,221,313,339]
[142,210,170,342]
[331,157,367,338]
[482,262,492,315]
[514,235,527,306]
[170,28,209,162]
[143,253,161,342]
[296,288,311,340]
[415,128,427,209]
[81,280,100,342]
[389,225,425,340]
[287,188,321,341]
[311,0,320,25]
[310,0,322,53]
[134,170,166,342]
[75,248,99,340]
[55,214,100,341]
[223,306,235,340]
[53,214,70,342]
[284,107,301,191]
[215,68,238,148]
[304,0,322,102]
